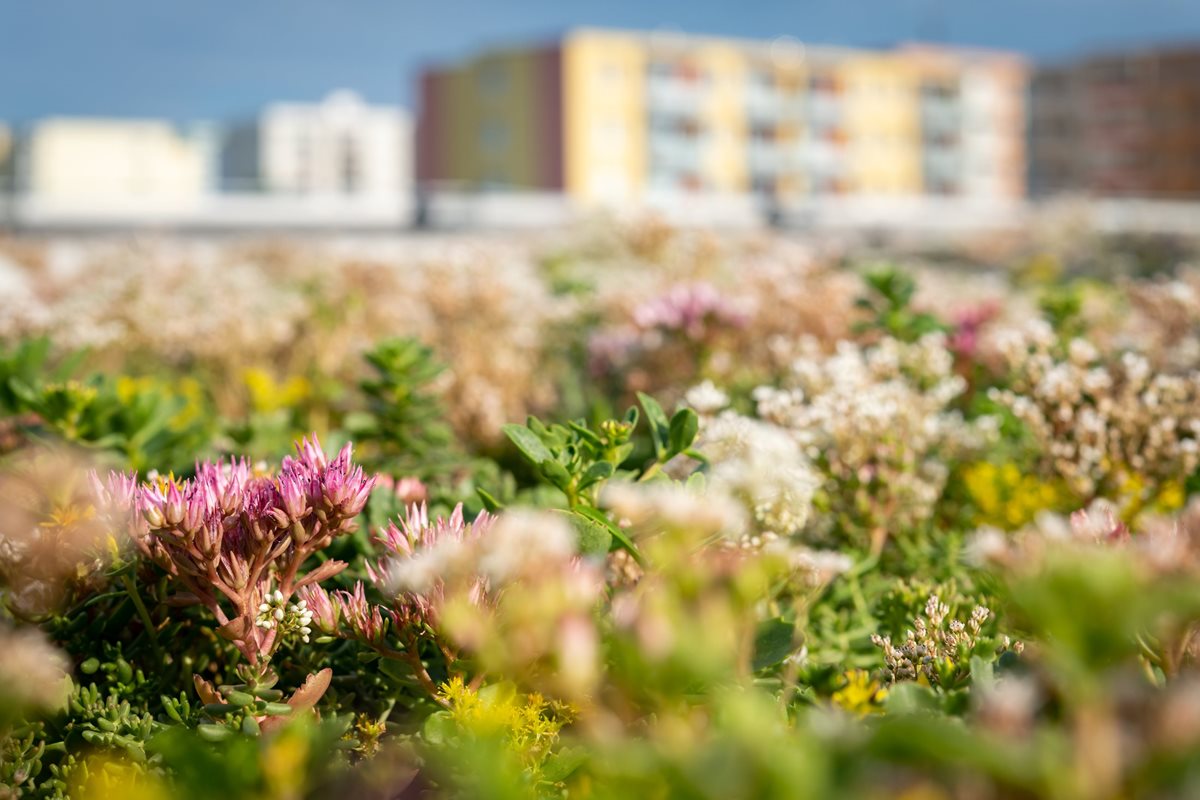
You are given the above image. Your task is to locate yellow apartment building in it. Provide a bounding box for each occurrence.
[417,29,1028,206]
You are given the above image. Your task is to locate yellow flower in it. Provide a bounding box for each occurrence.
[1156,480,1186,512]
[69,755,169,800]
[262,724,311,800]
[438,677,575,772]
[243,367,311,414]
[116,375,208,430]
[963,461,1069,530]
[831,669,887,716]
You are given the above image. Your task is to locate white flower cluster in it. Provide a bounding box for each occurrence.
[989,320,1200,499]
[602,481,747,541]
[751,334,993,539]
[787,547,855,587]
[1124,271,1200,371]
[256,590,314,643]
[695,410,821,544]
[0,238,568,447]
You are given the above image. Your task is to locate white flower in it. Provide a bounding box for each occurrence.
[478,510,576,583]
[684,380,730,415]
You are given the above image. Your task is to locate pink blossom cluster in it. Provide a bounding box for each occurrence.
[632,282,748,342]
[588,282,749,381]
[301,502,494,645]
[948,301,1000,361]
[103,435,373,667]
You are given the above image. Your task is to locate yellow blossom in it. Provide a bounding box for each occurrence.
[831,669,888,716]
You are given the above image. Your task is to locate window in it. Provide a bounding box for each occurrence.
[480,120,508,152]
[479,63,509,95]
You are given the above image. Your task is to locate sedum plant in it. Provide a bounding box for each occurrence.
[103,435,373,710]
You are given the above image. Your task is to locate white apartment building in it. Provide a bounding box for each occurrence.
[223,90,411,198]
[18,119,210,211]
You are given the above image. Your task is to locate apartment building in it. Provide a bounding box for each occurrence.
[1031,45,1200,198]
[416,29,1028,206]
[223,90,412,197]
[16,118,210,208]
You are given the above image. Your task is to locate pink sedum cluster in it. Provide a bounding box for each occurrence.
[301,501,495,645]
[632,282,748,342]
[107,435,373,667]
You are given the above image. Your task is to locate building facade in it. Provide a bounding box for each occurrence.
[0,123,11,174]
[416,29,1028,206]
[1031,45,1200,198]
[17,118,209,207]
[223,90,412,197]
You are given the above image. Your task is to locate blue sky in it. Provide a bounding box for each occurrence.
[2,0,1198,122]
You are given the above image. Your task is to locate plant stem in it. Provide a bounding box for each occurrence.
[122,574,162,661]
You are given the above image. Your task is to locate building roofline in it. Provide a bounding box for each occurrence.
[1036,38,1200,70]
[418,26,1029,74]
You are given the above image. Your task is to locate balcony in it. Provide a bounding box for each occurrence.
[744,85,805,123]
[808,95,843,126]
[648,133,707,172]
[747,141,787,173]
[921,98,962,133]
[647,77,707,115]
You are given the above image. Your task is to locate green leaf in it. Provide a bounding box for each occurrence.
[574,505,643,563]
[379,657,414,684]
[423,710,458,745]
[567,420,603,446]
[161,696,185,724]
[541,746,588,783]
[637,392,670,458]
[196,724,231,742]
[476,487,504,513]
[241,715,261,737]
[611,442,636,465]
[540,460,573,491]
[667,408,699,458]
[885,682,940,714]
[969,655,996,693]
[752,617,797,671]
[579,460,615,489]
[503,423,553,466]
[563,509,613,557]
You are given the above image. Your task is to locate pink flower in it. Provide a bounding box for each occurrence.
[297,584,339,634]
[393,477,428,506]
[632,282,748,341]
[110,434,372,667]
[333,582,388,644]
[277,471,309,523]
[89,470,138,511]
[949,301,1000,360]
[1070,502,1129,543]
[366,503,496,632]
